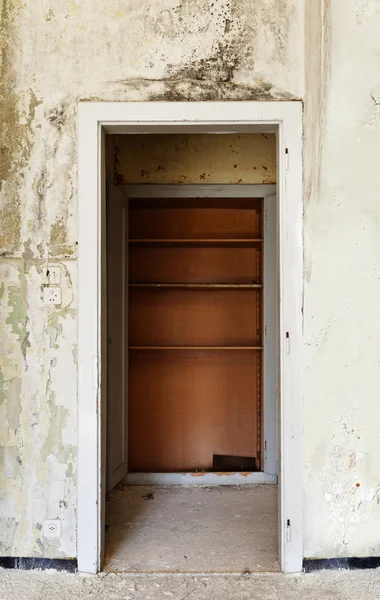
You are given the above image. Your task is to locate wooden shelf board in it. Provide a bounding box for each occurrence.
[129,238,263,244]
[129,283,263,289]
[129,346,263,350]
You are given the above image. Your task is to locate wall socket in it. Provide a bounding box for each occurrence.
[43,519,62,538]
[44,266,61,285]
[43,286,62,305]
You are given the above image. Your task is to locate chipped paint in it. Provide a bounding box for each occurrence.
[1,0,295,559]
[0,0,378,565]
[0,259,77,557]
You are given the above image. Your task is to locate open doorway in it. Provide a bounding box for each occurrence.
[77,101,303,574]
[104,134,279,572]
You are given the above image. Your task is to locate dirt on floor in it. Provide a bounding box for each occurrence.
[105,485,279,573]
[1,569,380,600]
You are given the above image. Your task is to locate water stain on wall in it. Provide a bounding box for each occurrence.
[113,134,277,185]
[112,0,299,102]
[0,0,302,560]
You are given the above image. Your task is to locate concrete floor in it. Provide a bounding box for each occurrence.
[105,485,279,573]
[1,570,380,600]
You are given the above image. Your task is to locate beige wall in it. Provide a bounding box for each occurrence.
[0,0,302,560]
[112,134,276,184]
[1,0,380,563]
[303,0,380,558]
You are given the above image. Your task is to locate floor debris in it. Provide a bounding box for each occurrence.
[0,569,380,600]
[142,492,155,500]
[105,485,278,572]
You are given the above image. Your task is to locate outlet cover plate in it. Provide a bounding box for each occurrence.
[43,519,62,538]
[43,286,62,305]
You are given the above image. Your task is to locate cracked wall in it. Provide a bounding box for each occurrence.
[1,0,380,564]
[0,0,303,559]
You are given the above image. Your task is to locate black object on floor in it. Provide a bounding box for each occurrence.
[212,454,257,471]
[0,557,77,572]
[303,557,380,572]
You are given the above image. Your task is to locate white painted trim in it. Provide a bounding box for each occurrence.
[106,185,130,492]
[77,101,303,575]
[124,472,277,486]
[77,110,101,575]
[263,193,277,477]
[123,184,276,198]
[99,130,107,569]
[277,106,303,574]
[123,183,277,481]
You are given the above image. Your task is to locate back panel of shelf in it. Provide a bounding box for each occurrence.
[127,196,263,472]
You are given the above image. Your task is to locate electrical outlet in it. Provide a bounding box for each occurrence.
[44,266,61,285]
[43,519,61,539]
[43,286,62,305]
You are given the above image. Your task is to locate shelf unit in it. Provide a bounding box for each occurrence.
[128,196,264,473]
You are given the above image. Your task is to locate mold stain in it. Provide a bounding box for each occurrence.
[44,8,55,22]
[50,219,68,248]
[0,0,298,562]
[112,1,299,102]
[113,143,124,185]
[49,220,75,257]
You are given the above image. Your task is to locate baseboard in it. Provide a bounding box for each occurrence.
[123,472,277,486]
[0,557,77,572]
[303,557,380,572]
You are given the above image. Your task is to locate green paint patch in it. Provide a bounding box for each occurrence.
[5,265,29,365]
[41,392,75,479]
[6,285,27,341]
[6,285,26,334]
[6,377,22,430]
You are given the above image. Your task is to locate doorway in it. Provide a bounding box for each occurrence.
[76,101,303,574]
[105,176,278,571]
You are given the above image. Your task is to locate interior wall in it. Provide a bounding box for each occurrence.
[0,0,303,559]
[112,134,276,184]
[303,0,380,558]
[2,0,380,565]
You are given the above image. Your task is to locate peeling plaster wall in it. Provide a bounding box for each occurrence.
[113,134,276,184]
[303,0,380,558]
[1,0,380,566]
[0,0,303,559]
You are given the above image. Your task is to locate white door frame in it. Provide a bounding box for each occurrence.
[77,101,303,574]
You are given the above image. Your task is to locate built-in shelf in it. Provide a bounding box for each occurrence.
[129,346,263,350]
[129,238,263,244]
[129,283,263,289]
